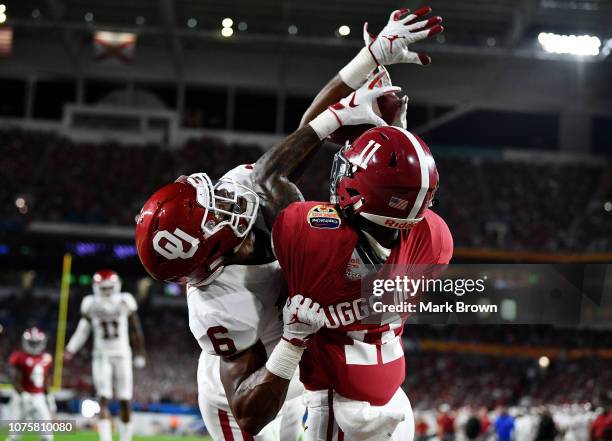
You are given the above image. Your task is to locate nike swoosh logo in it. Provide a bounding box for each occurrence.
[348,93,358,108]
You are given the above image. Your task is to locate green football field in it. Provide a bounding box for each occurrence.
[0,429,213,441]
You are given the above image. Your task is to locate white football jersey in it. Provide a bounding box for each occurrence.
[81,292,138,356]
[187,164,300,409]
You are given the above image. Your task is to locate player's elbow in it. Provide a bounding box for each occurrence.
[234,414,265,436]
[231,400,268,436]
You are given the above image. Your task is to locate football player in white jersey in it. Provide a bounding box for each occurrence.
[135,6,441,441]
[64,270,146,441]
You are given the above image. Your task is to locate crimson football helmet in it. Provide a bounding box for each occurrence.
[22,327,47,355]
[135,173,260,286]
[330,126,438,229]
[93,269,121,296]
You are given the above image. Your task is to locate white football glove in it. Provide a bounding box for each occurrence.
[339,7,443,89]
[281,294,327,347]
[309,74,401,140]
[364,7,443,66]
[265,294,327,380]
[133,355,146,369]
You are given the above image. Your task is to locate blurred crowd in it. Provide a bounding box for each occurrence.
[2,287,611,413]
[414,404,611,441]
[1,128,611,252]
[404,352,611,411]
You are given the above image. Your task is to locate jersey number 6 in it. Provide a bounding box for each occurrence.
[206,326,237,356]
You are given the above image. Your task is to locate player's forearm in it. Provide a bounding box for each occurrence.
[228,367,291,435]
[11,370,24,393]
[299,74,354,127]
[129,314,146,356]
[254,125,322,184]
[220,340,294,435]
[65,317,91,354]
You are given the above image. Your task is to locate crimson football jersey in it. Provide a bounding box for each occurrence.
[9,350,52,393]
[272,201,453,405]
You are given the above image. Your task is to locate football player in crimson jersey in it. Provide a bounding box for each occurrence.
[64,270,146,441]
[7,328,55,441]
[135,7,443,440]
[271,126,453,441]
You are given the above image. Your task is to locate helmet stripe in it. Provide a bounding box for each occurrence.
[362,142,382,167]
[395,127,430,219]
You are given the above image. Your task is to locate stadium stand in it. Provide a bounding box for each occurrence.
[1,128,609,252]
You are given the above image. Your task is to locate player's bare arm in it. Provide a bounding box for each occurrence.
[219,295,326,435]
[253,81,401,227]
[128,313,146,366]
[64,315,92,360]
[219,341,289,435]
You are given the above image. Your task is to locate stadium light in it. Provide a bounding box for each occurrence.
[338,25,351,37]
[538,356,550,368]
[538,32,601,56]
[222,17,233,28]
[221,27,233,38]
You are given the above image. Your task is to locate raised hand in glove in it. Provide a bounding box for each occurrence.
[364,7,443,66]
[309,72,401,140]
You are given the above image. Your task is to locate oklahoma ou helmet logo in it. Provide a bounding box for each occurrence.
[152,228,200,260]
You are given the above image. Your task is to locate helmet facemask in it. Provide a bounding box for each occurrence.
[22,328,47,355]
[330,142,355,205]
[186,173,260,241]
[93,272,121,297]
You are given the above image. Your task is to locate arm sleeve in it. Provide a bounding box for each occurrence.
[187,289,260,356]
[192,311,259,356]
[65,318,92,354]
[80,296,93,315]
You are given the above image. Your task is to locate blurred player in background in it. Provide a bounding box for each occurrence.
[6,327,55,441]
[64,270,146,441]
